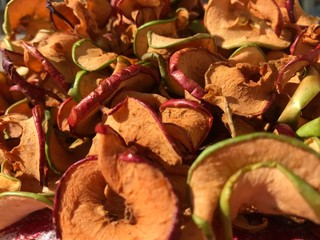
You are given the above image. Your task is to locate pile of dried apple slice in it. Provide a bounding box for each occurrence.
[1,0,320,239]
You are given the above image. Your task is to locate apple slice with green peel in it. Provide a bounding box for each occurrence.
[68,64,159,136]
[296,117,320,138]
[72,39,118,71]
[5,98,32,118]
[188,132,320,240]
[0,160,21,192]
[105,97,183,166]
[3,0,51,38]
[133,17,178,59]
[219,161,320,240]
[204,61,277,117]
[141,52,184,97]
[44,110,91,174]
[169,48,224,99]
[0,191,53,230]
[228,43,266,67]
[160,99,213,152]
[147,32,216,57]
[68,70,108,102]
[278,66,320,128]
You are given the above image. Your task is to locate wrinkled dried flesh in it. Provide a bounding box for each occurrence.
[160,101,212,151]
[106,97,182,166]
[204,62,277,117]
[97,125,179,240]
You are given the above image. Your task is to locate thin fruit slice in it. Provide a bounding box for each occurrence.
[0,191,53,230]
[188,132,320,239]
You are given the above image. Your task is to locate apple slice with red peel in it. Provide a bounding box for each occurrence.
[68,64,159,136]
[160,99,213,152]
[0,109,46,185]
[44,110,92,174]
[106,97,183,166]
[110,90,167,111]
[96,124,180,240]
[0,191,53,230]
[53,125,180,240]
[57,97,77,132]
[169,48,224,99]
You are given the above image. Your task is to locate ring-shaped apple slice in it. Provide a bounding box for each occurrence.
[204,62,277,117]
[188,132,320,240]
[96,124,180,240]
[0,191,53,230]
[219,161,320,240]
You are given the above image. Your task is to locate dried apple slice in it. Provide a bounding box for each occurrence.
[97,124,179,240]
[105,97,183,166]
[0,191,53,230]
[114,0,170,20]
[169,48,224,99]
[3,0,51,39]
[72,39,118,71]
[54,125,180,240]
[68,70,108,102]
[228,43,266,67]
[204,62,277,117]
[160,99,213,152]
[0,161,21,192]
[44,110,91,174]
[133,17,178,59]
[68,64,159,136]
[219,161,320,239]
[147,32,216,57]
[188,132,320,239]
[204,0,291,50]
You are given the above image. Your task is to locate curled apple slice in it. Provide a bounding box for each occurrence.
[97,124,180,240]
[160,99,213,152]
[54,125,180,240]
[72,39,118,71]
[68,64,159,136]
[188,132,320,239]
[3,0,51,39]
[169,48,223,99]
[106,97,183,166]
[0,191,53,230]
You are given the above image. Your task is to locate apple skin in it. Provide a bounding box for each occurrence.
[22,42,70,92]
[67,64,159,136]
[169,48,217,99]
